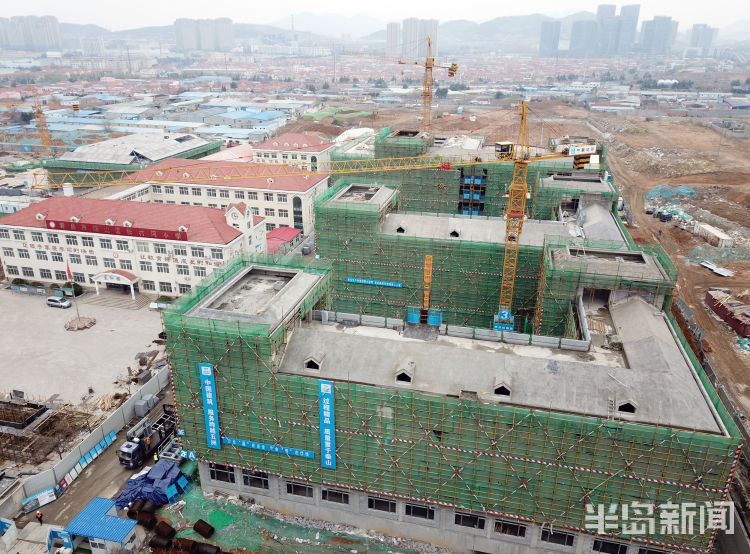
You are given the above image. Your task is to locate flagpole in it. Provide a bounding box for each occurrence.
[65,254,81,321]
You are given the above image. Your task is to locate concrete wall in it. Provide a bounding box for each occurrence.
[0,481,24,520]
[199,463,642,554]
[21,368,171,500]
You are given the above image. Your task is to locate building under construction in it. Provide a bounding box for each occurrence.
[165,130,742,554]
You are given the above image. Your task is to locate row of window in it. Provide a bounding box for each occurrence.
[150,185,288,204]
[259,152,310,162]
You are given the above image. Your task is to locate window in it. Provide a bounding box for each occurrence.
[31,231,43,242]
[206,188,217,198]
[99,238,112,250]
[192,187,202,196]
[166,200,176,204]
[85,255,97,266]
[69,254,82,264]
[136,241,149,253]
[39,269,52,280]
[211,248,223,260]
[82,236,94,247]
[1,247,13,257]
[455,512,485,530]
[300,155,307,160]
[251,207,259,216]
[208,463,235,483]
[174,245,187,256]
[234,191,245,199]
[159,282,173,293]
[593,539,629,554]
[220,189,230,198]
[164,185,174,194]
[156,262,169,273]
[141,280,155,291]
[88,274,96,284]
[179,186,189,195]
[51,252,63,262]
[73,272,85,283]
[88,539,106,550]
[637,549,667,554]
[35,250,48,261]
[264,208,275,217]
[405,503,435,520]
[277,194,287,203]
[153,243,166,254]
[152,184,162,193]
[282,154,288,160]
[47,233,59,243]
[540,529,574,547]
[6,265,19,275]
[368,497,396,513]
[286,482,313,498]
[208,203,218,208]
[65,234,78,246]
[191,247,204,258]
[116,239,129,251]
[321,488,349,504]
[0,229,9,239]
[120,260,133,270]
[18,248,30,259]
[193,202,202,206]
[176,264,189,276]
[242,469,269,489]
[139,261,153,272]
[220,204,228,210]
[278,209,289,218]
[194,266,207,277]
[248,191,258,200]
[12,230,25,240]
[22,266,34,277]
[494,519,526,537]
[264,193,274,202]
[103,258,116,269]
[291,154,297,160]
[178,284,191,294]
[55,270,67,280]
[265,223,275,231]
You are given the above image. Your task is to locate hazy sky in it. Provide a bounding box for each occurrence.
[2,0,747,30]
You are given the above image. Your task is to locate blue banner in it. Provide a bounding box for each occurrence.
[319,380,336,469]
[346,277,403,288]
[222,437,314,459]
[199,363,221,450]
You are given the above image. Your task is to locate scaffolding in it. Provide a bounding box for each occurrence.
[165,254,742,554]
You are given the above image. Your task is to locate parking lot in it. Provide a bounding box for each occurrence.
[0,290,163,402]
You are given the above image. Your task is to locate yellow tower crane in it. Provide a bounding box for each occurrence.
[343,38,457,133]
[29,87,53,157]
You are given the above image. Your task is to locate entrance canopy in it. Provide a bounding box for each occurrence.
[92,270,141,299]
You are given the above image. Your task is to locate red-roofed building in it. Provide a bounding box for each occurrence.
[253,133,336,172]
[266,226,302,254]
[111,157,329,235]
[0,196,266,297]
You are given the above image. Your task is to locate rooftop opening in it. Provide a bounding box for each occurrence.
[396,226,405,234]
[618,401,637,414]
[337,185,380,202]
[449,230,459,238]
[396,371,412,383]
[569,249,646,264]
[206,268,294,313]
[304,358,320,371]
[394,130,420,138]
[494,385,511,396]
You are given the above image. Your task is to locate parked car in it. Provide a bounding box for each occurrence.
[46,296,72,309]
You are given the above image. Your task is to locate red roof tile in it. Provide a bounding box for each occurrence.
[0,196,242,245]
[256,133,334,153]
[126,158,328,192]
[266,226,302,241]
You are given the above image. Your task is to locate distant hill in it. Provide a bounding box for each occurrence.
[109,26,174,41]
[59,23,111,38]
[272,13,385,39]
[717,20,750,42]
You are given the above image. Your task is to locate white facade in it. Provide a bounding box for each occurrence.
[253,134,336,172]
[0,203,265,297]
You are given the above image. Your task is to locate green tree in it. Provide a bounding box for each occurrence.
[322,82,330,89]
[230,81,237,89]
[374,78,387,88]
[435,87,448,98]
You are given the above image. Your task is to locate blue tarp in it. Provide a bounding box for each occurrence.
[115,460,186,509]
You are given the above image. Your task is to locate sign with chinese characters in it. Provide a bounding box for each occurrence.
[346,277,403,288]
[45,220,188,241]
[180,449,197,460]
[318,380,336,469]
[199,363,221,450]
[221,436,314,459]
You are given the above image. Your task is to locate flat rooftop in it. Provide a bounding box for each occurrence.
[278,296,724,434]
[331,184,397,208]
[186,265,323,331]
[541,174,616,195]
[548,245,672,283]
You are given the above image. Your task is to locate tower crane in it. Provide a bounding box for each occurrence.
[343,37,457,133]
[25,87,78,157]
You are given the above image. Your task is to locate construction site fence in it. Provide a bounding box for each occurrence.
[21,368,171,501]
[311,310,591,351]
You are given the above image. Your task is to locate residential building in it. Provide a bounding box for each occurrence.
[640,16,677,55]
[112,157,330,235]
[386,22,400,58]
[616,4,640,54]
[569,20,599,57]
[0,197,265,297]
[690,24,718,57]
[0,16,60,51]
[538,20,561,57]
[174,18,233,52]
[252,133,337,173]
[401,18,420,59]
[418,19,439,57]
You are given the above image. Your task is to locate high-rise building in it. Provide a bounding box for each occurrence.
[386,22,400,58]
[0,16,60,51]
[569,20,599,57]
[401,18,420,59]
[174,18,233,52]
[640,15,677,55]
[690,24,718,57]
[596,4,619,55]
[418,19,439,57]
[616,4,640,54]
[539,20,561,57]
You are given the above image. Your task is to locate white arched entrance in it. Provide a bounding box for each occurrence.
[92,269,140,300]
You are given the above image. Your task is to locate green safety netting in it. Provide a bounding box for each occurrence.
[645,184,696,203]
[688,244,750,263]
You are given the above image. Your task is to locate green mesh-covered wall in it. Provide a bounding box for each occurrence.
[165,255,742,554]
[373,129,433,158]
